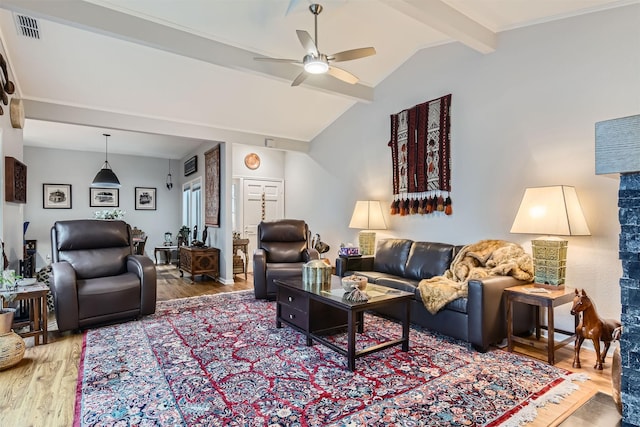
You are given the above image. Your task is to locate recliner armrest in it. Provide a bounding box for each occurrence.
[467,276,531,351]
[253,249,267,299]
[51,261,80,331]
[127,255,157,315]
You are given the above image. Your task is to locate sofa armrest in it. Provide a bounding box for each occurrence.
[253,248,267,299]
[335,256,374,276]
[127,255,157,315]
[467,276,532,351]
[51,261,79,331]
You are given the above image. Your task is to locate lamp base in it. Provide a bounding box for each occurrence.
[358,231,376,256]
[531,238,568,286]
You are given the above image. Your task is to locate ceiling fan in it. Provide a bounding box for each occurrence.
[255,3,376,86]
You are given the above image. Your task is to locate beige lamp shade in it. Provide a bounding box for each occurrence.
[349,201,387,256]
[349,201,387,230]
[510,186,590,236]
[510,185,590,287]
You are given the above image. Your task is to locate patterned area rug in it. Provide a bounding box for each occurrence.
[74,291,586,426]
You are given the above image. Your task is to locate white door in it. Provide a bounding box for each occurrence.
[242,179,284,271]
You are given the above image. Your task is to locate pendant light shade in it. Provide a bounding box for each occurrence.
[91,133,121,188]
[166,159,173,190]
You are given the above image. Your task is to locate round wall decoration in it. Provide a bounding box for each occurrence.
[10,98,24,129]
[244,153,261,170]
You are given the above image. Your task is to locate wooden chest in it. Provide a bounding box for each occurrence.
[179,246,220,280]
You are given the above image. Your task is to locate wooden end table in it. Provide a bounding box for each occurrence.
[154,245,178,265]
[505,284,577,365]
[2,283,49,345]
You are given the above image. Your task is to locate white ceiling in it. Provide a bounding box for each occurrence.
[0,0,634,159]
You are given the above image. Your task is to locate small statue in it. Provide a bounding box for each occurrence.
[202,226,208,245]
[193,224,198,241]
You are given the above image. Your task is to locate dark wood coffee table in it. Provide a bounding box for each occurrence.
[274,275,413,371]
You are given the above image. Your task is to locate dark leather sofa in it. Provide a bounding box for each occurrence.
[336,238,533,351]
[253,219,319,299]
[50,219,157,331]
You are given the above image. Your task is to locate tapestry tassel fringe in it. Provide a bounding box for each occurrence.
[389,192,452,216]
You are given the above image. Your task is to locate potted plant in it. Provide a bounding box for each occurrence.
[0,270,20,334]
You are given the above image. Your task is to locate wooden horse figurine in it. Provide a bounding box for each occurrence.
[571,289,621,370]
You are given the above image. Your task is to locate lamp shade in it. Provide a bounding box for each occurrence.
[510,186,590,236]
[92,163,121,188]
[349,201,387,230]
[91,133,121,188]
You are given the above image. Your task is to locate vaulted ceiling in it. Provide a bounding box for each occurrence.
[0,0,632,158]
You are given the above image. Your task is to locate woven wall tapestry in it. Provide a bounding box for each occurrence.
[204,145,220,227]
[388,94,452,216]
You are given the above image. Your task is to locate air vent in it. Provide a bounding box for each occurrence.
[14,14,40,39]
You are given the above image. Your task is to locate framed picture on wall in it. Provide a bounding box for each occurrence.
[43,183,72,209]
[184,155,197,176]
[90,188,119,207]
[135,187,156,210]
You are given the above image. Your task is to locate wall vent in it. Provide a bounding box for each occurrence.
[14,14,40,39]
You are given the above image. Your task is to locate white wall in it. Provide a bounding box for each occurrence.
[24,146,182,267]
[285,5,640,330]
[0,40,26,270]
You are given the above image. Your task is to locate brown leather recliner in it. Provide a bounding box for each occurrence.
[253,219,319,299]
[50,219,157,331]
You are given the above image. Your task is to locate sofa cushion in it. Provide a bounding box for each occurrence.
[375,276,420,296]
[405,242,456,280]
[415,284,468,313]
[347,270,398,284]
[77,273,141,319]
[373,239,413,277]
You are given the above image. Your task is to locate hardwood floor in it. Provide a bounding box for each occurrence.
[0,265,612,426]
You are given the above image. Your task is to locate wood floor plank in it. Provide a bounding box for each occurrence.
[0,265,610,426]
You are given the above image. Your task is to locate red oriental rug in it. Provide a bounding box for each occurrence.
[74,291,587,426]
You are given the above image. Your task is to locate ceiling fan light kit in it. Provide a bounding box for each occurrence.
[254,3,376,86]
[303,54,329,74]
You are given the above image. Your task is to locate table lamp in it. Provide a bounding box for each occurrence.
[349,200,387,255]
[510,185,590,288]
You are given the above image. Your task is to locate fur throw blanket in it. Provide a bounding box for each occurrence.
[417,240,534,315]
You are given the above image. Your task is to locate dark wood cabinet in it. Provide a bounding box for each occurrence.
[179,246,220,280]
[5,156,27,203]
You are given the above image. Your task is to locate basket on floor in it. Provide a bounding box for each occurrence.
[0,331,25,370]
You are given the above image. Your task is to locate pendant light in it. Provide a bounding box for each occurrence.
[91,133,121,188]
[166,159,173,190]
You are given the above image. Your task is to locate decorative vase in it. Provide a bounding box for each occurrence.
[0,330,26,370]
[0,309,15,334]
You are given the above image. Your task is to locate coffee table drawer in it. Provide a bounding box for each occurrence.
[277,288,307,312]
[279,305,308,329]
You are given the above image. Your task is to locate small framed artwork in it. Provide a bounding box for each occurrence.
[184,155,197,176]
[43,183,72,209]
[90,187,119,207]
[135,187,156,210]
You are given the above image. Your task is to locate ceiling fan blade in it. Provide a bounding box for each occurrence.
[254,57,301,64]
[296,30,318,56]
[291,71,308,87]
[329,47,376,62]
[327,66,359,84]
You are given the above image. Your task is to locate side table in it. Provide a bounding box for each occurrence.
[232,239,249,279]
[505,284,577,365]
[154,245,178,265]
[2,283,49,345]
